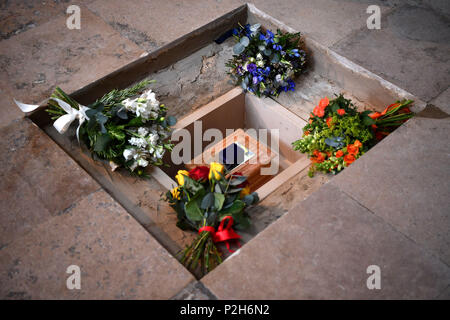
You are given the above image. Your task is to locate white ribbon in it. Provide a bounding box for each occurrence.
[14,98,90,142]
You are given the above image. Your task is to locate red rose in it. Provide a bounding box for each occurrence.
[337,109,345,116]
[188,166,209,181]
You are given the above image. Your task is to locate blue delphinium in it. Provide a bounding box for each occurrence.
[289,48,301,57]
[273,44,283,51]
[259,30,274,44]
[280,79,296,92]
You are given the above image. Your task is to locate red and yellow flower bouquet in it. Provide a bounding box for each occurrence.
[165,162,258,275]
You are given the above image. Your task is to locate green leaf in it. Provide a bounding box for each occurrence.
[93,133,111,152]
[219,200,245,215]
[126,116,144,127]
[166,115,177,126]
[242,194,254,206]
[185,199,203,222]
[227,187,243,194]
[330,102,339,113]
[111,105,128,120]
[213,193,225,211]
[271,53,280,64]
[362,115,375,126]
[233,43,245,55]
[228,176,246,186]
[200,192,215,210]
[183,176,204,195]
[251,192,259,204]
[223,194,237,209]
[240,36,250,47]
[107,125,126,140]
[214,183,223,193]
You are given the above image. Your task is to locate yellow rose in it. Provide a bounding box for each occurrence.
[208,162,224,180]
[170,187,180,200]
[240,185,251,198]
[175,170,189,186]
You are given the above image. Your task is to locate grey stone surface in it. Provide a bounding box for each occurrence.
[430,87,450,115]
[331,4,450,102]
[252,0,393,47]
[148,39,236,119]
[87,0,393,50]
[171,281,217,300]
[437,285,450,300]
[0,189,194,299]
[0,118,99,248]
[202,183,450,299]
[330,117,450,266]
[0,5,143,127]
[239,168,330,244]
[0,0,95,40]
[87,0,244,50]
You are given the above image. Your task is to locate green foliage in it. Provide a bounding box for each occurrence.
[97,80,154,107]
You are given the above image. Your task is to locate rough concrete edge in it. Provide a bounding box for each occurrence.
[247,3,426,111]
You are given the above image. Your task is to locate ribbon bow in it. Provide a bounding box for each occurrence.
[14,98,90,142]
[199,216,241,253]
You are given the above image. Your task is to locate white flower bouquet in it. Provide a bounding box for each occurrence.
[15,80,176,177]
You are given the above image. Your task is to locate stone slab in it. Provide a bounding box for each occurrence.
[87,0,243,51]
[240,168,329,243]
[0,189,194,299]
[331,4,450,102]
[0,91,24,129]
[0,5,143,126]
[0,118,99,247]
[87,0,391,50]
[329,116,450,266]
[0,0,94,40]
[202,183,450,299]
[252,0,392,47]
[171,281,217,300]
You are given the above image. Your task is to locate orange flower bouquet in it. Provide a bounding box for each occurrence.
[292,95,413,176]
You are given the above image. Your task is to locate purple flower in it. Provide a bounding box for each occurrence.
[246,63,257,74]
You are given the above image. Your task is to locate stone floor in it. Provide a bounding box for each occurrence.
[0,0,449,299]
